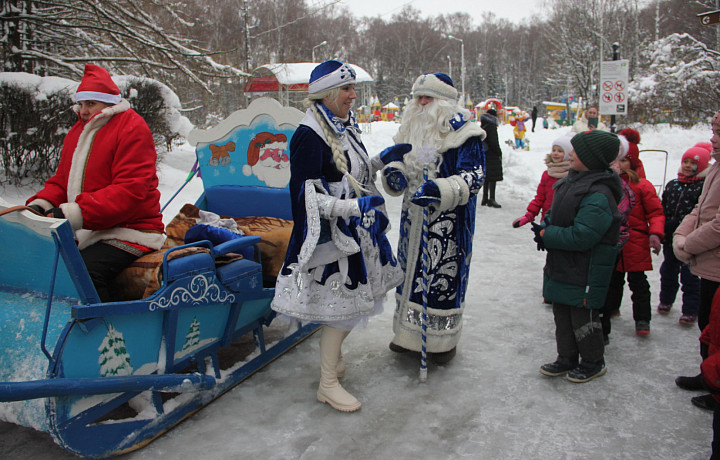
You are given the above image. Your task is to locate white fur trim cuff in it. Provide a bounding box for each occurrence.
[60,202,83,230]
[435,177,460,211]
[27,198,53,213]
[450,175,471,206]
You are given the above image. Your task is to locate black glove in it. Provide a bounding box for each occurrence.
[47,207,65,219]
[531,222,546,251]
[27,204,45,215]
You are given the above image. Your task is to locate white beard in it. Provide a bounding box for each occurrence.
[395,99,458,185]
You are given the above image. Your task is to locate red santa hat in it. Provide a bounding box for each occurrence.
[75,64,121,105]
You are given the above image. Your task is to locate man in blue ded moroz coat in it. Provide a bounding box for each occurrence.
[379,72,486,364]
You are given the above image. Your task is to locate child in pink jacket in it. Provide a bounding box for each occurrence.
[512,134,574,228]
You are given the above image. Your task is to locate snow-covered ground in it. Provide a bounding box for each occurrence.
[0,119,715,459]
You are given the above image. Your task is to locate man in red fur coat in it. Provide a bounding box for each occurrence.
[26,64,165,301]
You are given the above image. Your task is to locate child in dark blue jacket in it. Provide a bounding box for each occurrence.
[658,143,712,325]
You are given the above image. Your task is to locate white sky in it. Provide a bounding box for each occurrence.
[337,0,547,24]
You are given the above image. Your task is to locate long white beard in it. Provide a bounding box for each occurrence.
[395,99,458,185]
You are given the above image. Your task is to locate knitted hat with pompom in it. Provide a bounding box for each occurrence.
[682,144,712,175]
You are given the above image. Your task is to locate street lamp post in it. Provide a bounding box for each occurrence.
[446,35,465,106]
[312,40,327,62]
[447,55,452,78]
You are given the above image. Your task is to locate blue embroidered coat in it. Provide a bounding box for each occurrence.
[383,115,486,352]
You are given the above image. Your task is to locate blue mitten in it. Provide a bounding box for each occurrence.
[353,195,388,240]
[530,222,546,251]
[383,166,408,192]
[410,181,441,207]
[379,143,412,165]
[357,195,385,213]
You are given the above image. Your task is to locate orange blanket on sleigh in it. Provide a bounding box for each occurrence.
[110,203,293,300]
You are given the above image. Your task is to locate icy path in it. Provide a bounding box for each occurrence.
[0,186,713,459]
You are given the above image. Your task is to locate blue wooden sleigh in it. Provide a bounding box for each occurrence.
[0,98,318,458]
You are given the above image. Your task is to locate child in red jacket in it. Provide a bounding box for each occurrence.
[512,134,574,228]
[601,146,665,336]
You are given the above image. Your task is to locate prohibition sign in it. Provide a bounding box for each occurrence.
[614,92,625,102]
[602,93,613,103]
[602,81,614,91]
[614,80,625,91]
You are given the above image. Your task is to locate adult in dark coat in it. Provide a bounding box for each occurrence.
[531,106,538,132]
[480,109,503,208]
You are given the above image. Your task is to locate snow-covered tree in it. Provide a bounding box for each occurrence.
[98,323,134,377]
[630,33,720,125]
[0,0,246,94]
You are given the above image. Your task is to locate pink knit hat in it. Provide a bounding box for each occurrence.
[682,144,712,175]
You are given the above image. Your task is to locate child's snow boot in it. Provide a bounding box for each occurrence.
[679,314,697,326]
[566,359,606,383]
[635,320,650,335]
[539,356,578,377]
[676,374,705,391]
[691,394,720,411]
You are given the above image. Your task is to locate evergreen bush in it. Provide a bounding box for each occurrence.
[0,75,188,186]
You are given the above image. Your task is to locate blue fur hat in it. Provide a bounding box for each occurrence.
[412,72,458,100]
[308,60,357,96]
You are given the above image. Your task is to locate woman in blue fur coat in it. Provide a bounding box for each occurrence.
[271,61,402,413]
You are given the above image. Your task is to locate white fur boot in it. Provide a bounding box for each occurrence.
[317,327,360,412]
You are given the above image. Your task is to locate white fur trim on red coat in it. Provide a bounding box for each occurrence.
[75,227,165,251]
[59,202,83,230]
[67,100,130,202]
[26,198,53,213]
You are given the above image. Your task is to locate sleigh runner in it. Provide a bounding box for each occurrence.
[0,98,318,458]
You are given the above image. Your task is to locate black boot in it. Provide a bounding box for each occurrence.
[676,374,706,391]
[487,182,500,208]
[539,356,578,377]
[429,347,456,364]
[692,394,720,411]
[566,359,607,383]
